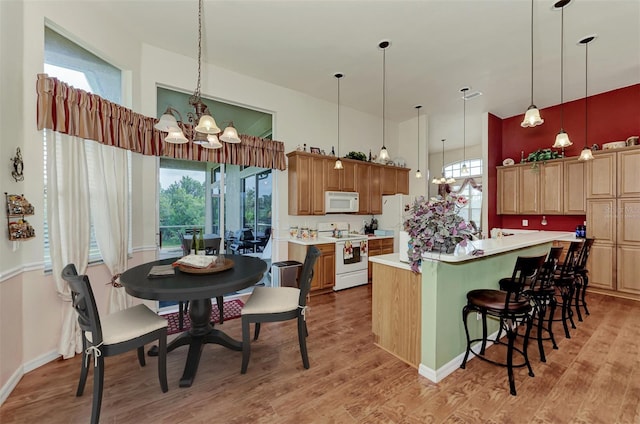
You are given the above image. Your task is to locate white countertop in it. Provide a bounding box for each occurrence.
[369,253,414,272]
[288,234,393,246]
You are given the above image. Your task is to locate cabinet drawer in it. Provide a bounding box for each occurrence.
[315,243,335,254]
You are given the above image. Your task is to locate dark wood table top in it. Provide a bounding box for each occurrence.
[120,255,268,302]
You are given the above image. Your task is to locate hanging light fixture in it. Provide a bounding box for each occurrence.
[578,34,597,162]
[460,87,469,175]
[334,73,344,170]
[378,41,391,162]
[415,105,422,178]
[521,0,544,128]
[552,0,573,150]
[154,0,237,146]
[432,139,455,185]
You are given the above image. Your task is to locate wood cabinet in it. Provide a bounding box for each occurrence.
[287,151,409,215]
[617,198,640,246]
[519,166,541,214]
[288,242,335,294]
[586,199,616,243]
[617,245,640,295]
[586,243,616,290]
[367,237,394,281]
[587,152,616,198]
[564,160,586,214]
[497,166,519,215]
[540,161,563,214]
[617,149,640,197]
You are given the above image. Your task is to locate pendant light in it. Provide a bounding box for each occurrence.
[415,105,422,178]
[460,87,469,175]
[378,41,390,162]
[552,0,573,150]
[578,35,597,162]
[334,73,344,170]
[432,139,455,185]
[521,0,544,128]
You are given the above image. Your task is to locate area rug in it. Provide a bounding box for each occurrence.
[163,299,244,335]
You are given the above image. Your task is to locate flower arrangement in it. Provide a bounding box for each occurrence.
[403,194,473,272]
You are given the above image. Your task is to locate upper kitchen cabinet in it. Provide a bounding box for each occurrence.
[617,149,640,197]
[518,166,540,214]
[381,167,410,195]
[340,161,357,192]
[540,161,563,215]
[587,151,616,198]
[497,166,519,215]
[288,152,313,215]
[563,160,586,214]
[356,164,382,215]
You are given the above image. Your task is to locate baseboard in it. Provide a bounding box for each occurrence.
[418,329,499,383]
[0,350,60,407]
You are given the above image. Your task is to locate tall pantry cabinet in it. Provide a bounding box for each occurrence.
[586,147,640,298]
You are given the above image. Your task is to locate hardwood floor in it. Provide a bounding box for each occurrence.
[2,285,639,423]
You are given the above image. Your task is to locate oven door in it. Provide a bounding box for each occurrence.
[335,239,368,274]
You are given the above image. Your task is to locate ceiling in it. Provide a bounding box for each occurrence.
[90,0,639,151]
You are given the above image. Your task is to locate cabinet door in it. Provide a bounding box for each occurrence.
[587,243,616,290]
[396,169,410,195]
[563,160,586,214]
[618,149,640,197]
[367,239,382,281]
[340,161,357,192]
[540,162,563,214]
[319,251,335,289]
[617,245,640,295]
[617,198,640,246]
[370,166,383,215]
[381,237,394,254]
[356,163,371,214]
[586,199,616,243]
[288,154,312,215]
[325,159,341,191]
[497,166,519,214]
[519,166,540,214]
[587,152,616,198]
[381,167,397,195]
[311,157,326,215]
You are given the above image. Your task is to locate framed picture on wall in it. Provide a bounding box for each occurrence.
[310,147,321,154]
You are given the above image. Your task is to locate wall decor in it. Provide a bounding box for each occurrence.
[310,147,321,154]
[5,193,35,240]
[10,147,24,182]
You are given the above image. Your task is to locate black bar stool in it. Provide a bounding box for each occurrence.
[461,254,546,396]
[573,238,595,321]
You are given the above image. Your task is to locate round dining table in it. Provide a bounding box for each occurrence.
[120,255,267,387]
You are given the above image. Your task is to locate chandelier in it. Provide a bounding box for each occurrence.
[432,139,455,185]
[154,0,240,148]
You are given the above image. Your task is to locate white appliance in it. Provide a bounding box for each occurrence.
[325,191,359,213]
[317,222,369,291]
[378,194,415,253]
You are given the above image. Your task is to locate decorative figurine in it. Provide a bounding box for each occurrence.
[10,147,24,182]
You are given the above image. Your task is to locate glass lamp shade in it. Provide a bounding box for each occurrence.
[194,113,221,135]
[379,146,389,161]
[334,158,344,170]
[154,113,179,132]
[164,127,189,144]
[461,163,469,175]
[415,169,422,179]
[195,134,222,149]
[521,105,544,128]
[220,124,241,143]
[578,147,594,162]
[552,130,572,148]
[446,177,456,184]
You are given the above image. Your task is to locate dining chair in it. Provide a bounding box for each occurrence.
[61,264,168,424]
[240,245,320,374]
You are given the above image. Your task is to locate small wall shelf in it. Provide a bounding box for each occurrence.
[5,193,35,241]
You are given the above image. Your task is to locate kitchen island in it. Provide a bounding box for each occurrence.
[369,231,576,383]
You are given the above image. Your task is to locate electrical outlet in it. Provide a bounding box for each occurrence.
[522,219,529,227]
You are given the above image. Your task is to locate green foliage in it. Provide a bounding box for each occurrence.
[159,176,205,247]
[526,148,561,163]
[345,151,367,161]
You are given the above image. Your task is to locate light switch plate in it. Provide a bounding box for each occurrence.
[522,219,529,227]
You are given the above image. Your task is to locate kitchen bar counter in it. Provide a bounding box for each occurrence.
[370,231,575,383]
[287,234,393,246]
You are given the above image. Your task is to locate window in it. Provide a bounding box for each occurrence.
[444,159,483,232]
[43,26,124,268]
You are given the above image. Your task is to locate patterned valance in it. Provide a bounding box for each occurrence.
[35,74,286,170]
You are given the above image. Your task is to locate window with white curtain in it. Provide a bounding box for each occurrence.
[444,159,483,232]
[43,26,127,269]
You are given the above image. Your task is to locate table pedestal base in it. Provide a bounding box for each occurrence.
[149,298,242,387]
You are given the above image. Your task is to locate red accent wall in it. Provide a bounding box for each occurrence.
[487,113,502,231]
[490,83,640,232]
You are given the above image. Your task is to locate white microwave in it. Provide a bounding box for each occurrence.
[325,191,359,213]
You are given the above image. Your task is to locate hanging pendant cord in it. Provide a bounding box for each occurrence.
[382,47,386,147]
[560,5,565,130]
[530,0,534,103]
[585,42,588,147]
[193,0,203,101]
[463,92,466,163]
[417,107,420,161]
[337,76,340,156]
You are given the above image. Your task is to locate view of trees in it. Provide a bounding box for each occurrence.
[159,176,205,247]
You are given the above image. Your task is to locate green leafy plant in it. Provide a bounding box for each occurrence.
[344,151,367,161]
[526,148,561,165]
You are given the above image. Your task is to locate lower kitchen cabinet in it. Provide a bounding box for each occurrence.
[367,237,394,281]
[586,243,616,291]
[288,242,335,295]
[617,245,640,295]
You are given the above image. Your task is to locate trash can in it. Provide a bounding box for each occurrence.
[271,260,302,288]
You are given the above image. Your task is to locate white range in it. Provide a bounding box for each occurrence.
[317,223,369,291]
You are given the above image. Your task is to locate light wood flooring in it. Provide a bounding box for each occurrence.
[1,285,639,423]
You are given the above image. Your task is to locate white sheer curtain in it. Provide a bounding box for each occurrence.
[86,142,132,313]
[47,130,90,359]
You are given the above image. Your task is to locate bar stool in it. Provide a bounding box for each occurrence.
[521,247,563,362]
[573,238,594,321]
[461,254,546,396]
[551,241,582,339]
